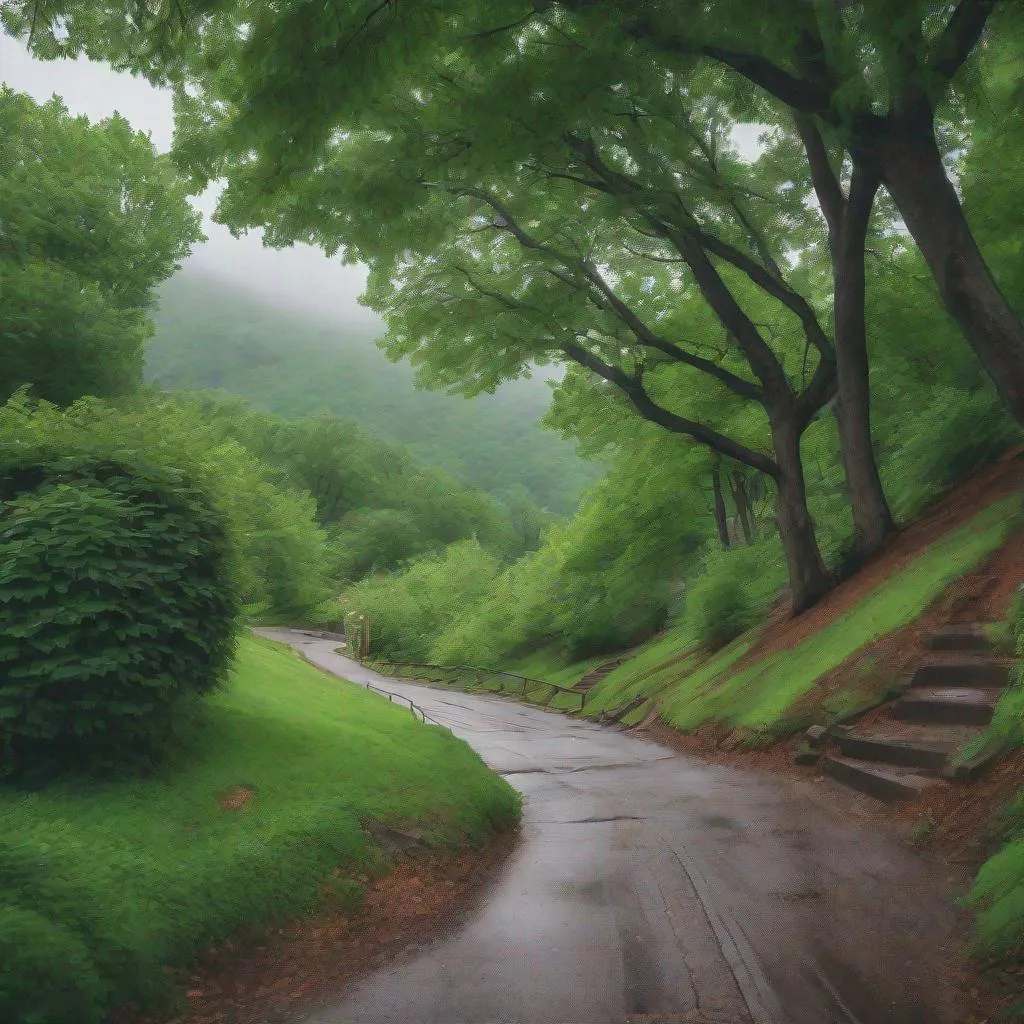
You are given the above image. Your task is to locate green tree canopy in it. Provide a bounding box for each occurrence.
[0,86,203,406]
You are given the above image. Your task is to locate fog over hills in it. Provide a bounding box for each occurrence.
[146,268,603,513]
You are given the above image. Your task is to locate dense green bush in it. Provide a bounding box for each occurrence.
[0,906,108,1023]
[687,570,759,651]
[0,835,119,1023]
[431,534,568,665]
[344,540,500,662]
[881,386,1020,518]
[0,455,238,778]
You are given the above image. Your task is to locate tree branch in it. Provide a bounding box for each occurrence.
[700,45,834,117]
[463,11,535,40]
[562,134,794,395]
[450,265,546,317]
[796,353,838,428]
[448,183,763,400]
[688,223,834,364]
[578,258,764,400]
[612,14,832,115]
[620,242,685,263]
[559,339,779,477]
[930,0,997,81]
[335,0,397,61]
[794,113,844,239]
[846,162,881,229]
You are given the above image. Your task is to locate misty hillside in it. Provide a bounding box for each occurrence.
[145,269,603,512]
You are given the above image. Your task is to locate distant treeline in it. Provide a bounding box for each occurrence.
[146,270,604,514]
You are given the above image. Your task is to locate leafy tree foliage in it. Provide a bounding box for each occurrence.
[0,87,202,406]
[28,0,1010,428]
[0,390,333,627]
[960,5,1024,320]
[4,0,1020,663]
[171,391,532,572]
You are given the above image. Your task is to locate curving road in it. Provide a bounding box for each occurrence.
[259,629,970,1024]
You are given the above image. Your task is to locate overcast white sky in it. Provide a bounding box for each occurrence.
[0,34,385,330]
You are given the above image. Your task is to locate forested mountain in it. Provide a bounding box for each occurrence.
[145,269,602,512]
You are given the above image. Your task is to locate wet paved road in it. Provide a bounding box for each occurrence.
[259,629,970,1024]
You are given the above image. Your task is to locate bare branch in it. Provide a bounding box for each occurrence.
[688,225,834,363]
[451,264,544,316]
[563,133,803,394]
[336,0,397,61]
[796,352,838,427]
[580,258,764,400]
[700,46,833,117]
[620,242,685,263]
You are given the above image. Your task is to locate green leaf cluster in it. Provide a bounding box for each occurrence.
[0,87,203,408]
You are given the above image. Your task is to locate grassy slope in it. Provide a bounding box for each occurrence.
[965,593,1024,969]
[0,635,519,1022]
[555,496,1024,966]
[969,792,1024,966]
[579,498,1016,737]
[503,649,608,689]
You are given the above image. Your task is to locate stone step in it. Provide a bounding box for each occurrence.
[824,755,944,803]
[892,687,1000,726]
[911,658,1010,689]
[835,732,952,773]
[926,625,992,652]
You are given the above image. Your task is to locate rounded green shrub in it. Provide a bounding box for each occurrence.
[0,455,238,777]
[687,571,758,651]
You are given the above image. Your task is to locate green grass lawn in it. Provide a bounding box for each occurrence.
[0,635,519,1024]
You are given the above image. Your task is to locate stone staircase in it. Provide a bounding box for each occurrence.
[822,623,1013,803]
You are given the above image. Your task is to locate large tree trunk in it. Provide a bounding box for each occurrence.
[711,467,731,549]
[770,413,833,614]
[831,168,895,558]
[877,105,1024,424]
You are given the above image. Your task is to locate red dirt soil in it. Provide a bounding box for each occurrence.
[115,827,517,1024]
[216,786,255,811]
